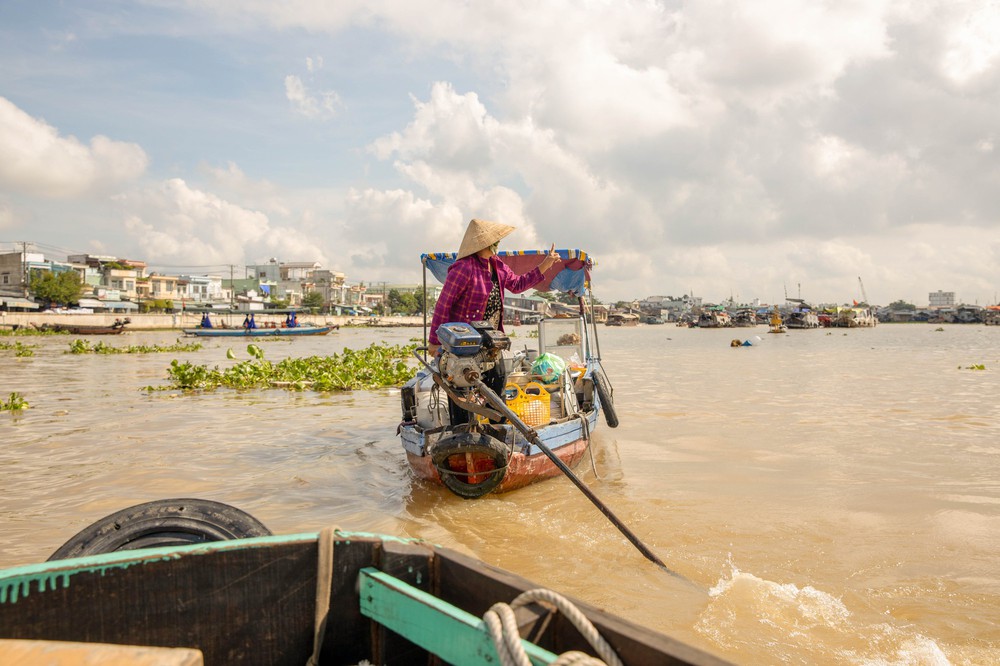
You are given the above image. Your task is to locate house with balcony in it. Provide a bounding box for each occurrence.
[177,275,229,309]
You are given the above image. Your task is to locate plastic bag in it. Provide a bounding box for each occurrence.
[531,352,566,384]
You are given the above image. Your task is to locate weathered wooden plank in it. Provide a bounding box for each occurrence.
[0,537,320,665]
[321,534,379,663]
[375,539,436,665]
[0,639,204,666]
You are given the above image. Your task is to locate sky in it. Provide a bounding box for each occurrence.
[1,1,999,306]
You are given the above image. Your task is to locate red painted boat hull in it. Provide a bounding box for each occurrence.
[407,436,590,494]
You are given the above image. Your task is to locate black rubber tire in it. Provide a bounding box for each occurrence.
[47,498,272,561]
[430,432,509,499]
[594,369,620,428]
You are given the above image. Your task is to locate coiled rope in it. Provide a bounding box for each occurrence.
[484,589,623,666]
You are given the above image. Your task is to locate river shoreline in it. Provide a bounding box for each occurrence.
[0,311,424,330]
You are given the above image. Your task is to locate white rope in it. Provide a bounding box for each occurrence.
[484,588,623,666]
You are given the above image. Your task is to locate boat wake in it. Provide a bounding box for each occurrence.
[695,560,952,665]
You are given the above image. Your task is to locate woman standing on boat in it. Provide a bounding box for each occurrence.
[428,218,561,423]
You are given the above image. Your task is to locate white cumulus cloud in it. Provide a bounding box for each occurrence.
[121,178,327,266]
[284,74,343,120]
[0,96,148,198]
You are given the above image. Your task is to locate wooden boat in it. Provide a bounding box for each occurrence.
[34,317,130,335]
[832,306,877,328]
[784,299,820,329]
[606,312,640,326]
[0,498,728,666]
[696,307,732,328]
[785,309,820,329]
[731,309,757,327]
[401,249,619,499]
[183,324,336,337]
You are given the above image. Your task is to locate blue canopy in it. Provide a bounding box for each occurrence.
[420,249,594,294]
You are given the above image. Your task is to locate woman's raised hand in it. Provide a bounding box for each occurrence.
[539,244,560,272]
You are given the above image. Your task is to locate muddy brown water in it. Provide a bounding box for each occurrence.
[2,323,998,664]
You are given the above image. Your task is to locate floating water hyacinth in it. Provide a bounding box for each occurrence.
[154,341,418,392]
[0,392,29,411]
[68,339,203,354]
[0,341,35,356]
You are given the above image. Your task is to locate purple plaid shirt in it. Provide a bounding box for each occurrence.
[429,254,544,344]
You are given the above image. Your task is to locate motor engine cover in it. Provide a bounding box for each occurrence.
[436,322,483,357]
[438,353,488,388]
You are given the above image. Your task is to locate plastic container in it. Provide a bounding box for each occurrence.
[504,381,550,426]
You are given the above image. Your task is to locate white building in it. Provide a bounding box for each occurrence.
[177,274,227,306]
[929,290,955,308]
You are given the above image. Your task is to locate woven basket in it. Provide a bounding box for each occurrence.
[504,381,550,426]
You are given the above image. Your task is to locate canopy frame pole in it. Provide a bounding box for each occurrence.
[421,259,429,363]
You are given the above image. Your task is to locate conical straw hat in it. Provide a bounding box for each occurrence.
[456,218,515,259]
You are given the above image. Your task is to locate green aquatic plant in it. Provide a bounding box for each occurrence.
[1,392,29,411]
[154,341,418,392]
[0,327,63,336]
[0,341,35,356]
[960,364,986,370]
[68,339,203,354]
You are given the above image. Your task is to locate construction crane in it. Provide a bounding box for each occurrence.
[858,276,869,305]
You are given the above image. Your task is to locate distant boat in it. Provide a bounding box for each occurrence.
[606,312,640,326]
[768,308,787,334]
[34,318,130,335]
[833,307,877,328]
[784,299,820,329]
[786,309,820,329]
[697,307,732,328]
[183,324,336,337]
[731,308,757,327]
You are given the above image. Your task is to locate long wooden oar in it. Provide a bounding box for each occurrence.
[472,378,689,581]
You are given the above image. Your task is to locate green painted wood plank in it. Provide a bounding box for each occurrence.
[359,567,557,666]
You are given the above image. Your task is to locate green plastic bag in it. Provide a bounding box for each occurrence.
[531,352,566,384]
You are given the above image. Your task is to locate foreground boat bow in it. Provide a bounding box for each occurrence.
[0,529,728,665]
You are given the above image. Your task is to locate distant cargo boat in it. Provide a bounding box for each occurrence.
[606,312,640,326]
[783,298,820,329]
[786,309,820,329]
[731,308,757,327]
[833,307,878,328]
[697,307,732,328]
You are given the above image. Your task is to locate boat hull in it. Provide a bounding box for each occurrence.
[406,428,591,493]
[0,530,726,665]
[182,325,334,337]
[36,324,127,335]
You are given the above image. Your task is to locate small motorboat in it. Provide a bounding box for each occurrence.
[399,249,619,499]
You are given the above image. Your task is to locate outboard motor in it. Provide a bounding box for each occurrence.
[435,320,510,388]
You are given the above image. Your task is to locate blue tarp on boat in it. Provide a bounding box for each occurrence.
[420,249,593,294]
